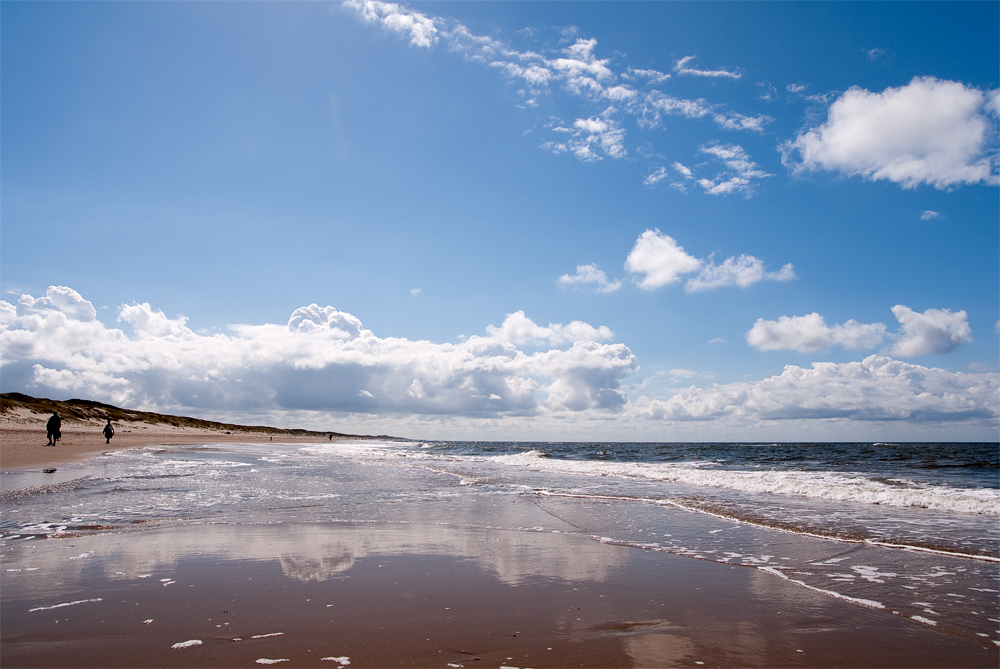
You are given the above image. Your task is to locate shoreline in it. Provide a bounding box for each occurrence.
[0,394,381,471]
[0,422,342,471]
[3,401,997,666]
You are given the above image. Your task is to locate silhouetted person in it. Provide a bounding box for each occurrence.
[103,418,115,444]
[46,412,61,446]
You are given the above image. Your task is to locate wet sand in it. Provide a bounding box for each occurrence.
[2,523,995,668]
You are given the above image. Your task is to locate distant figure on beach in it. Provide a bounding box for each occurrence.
[328,433,333,441]
[103,418,115,444]
[46,412,61,446]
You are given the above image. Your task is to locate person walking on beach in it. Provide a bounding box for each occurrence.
[103,418,115,444]
[46,412,61,446]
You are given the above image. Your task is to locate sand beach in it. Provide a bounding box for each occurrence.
[2,400,998,667]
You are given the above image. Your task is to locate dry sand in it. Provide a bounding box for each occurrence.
[0,407,341,471]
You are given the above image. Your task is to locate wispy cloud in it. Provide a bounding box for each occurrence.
[686,255,795,293]
[643,166,669,186]
[674,55,741,79]
[865,47,890,63]
[695,143,773,196]
[623,67,671,84]
[342,1,769,179]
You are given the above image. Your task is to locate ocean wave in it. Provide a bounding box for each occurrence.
[489,451,1000,515]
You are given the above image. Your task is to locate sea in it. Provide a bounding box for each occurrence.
[1,439,998,649]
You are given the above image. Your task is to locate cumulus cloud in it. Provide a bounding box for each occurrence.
[5,287,995,434]
[747,313,888,353]
[485,310,614,346]
[635,356,998,422]
[558,264,622,293]
[889,305,972,356]
[747,306,973,356]
[1,287,635,418]
[674,56,741,79]
[624,229,794,293]
[624,230,703,289]
[782,76,1000,189]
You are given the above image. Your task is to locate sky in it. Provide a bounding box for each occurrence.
[1,1,998,441]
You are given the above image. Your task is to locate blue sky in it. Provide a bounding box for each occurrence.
[2,1,998,440]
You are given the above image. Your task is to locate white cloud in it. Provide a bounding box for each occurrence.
[551,38,613,80]
[674,56,741,79]
[673,162,693,178]
[5,288,995,437]
[1,287,635,418]
[635,356,998,422]
[624,229,703,290]
[624,67,670,84]
[747,313,888,353]
[558,264,622,293]
[491,61,552,88]
[746,306,973,356]
[643,166,669,186]
[485,310,614,346]
[410,288,421,296]
[686,256,795,293]
[713,112,771,132]
[624,230,794,293]
[986,89,1000,116]
[542,113,627,162]
[920,210,940,220]
[342,1,768,184]
[865,47,889,63]
[889,305,972,356]
[572,115,627,160]
[639,91,771,133]
[345,0,439,48]
[782,76,999,189]
[695,143,773,196]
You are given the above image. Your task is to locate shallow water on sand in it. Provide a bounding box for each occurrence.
[3,523,996,668]
[1,440,998,653]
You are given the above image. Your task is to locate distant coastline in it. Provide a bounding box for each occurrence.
[0,392,400,470]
